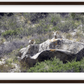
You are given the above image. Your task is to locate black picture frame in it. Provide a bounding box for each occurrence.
[0,2,84,83]
[0,80,83,83]
[0,2,84,5]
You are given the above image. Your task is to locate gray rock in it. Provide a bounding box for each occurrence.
[19,39,84,66]
[18,38,84,67]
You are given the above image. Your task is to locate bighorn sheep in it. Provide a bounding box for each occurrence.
[28,39,36,45]
[20,39,36,60]
[53,31,62,39]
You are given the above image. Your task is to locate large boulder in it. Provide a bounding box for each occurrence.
[18,38,84,67]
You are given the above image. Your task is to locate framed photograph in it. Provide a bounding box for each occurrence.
[0,1,84,83]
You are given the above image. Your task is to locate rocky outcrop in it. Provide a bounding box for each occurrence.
[18,38,84,67]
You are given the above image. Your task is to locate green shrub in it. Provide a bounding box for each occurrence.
[52,27,59,31]
[50,14,61,26]
[27,56,84,72]
[56,20,80,32]
[71,13,76,20]
[27,57,63,72]
[71,13,82,20]
[2,28,23,38]
[6,58,13,64]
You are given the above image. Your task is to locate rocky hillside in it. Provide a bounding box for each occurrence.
[0,13,84,72]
